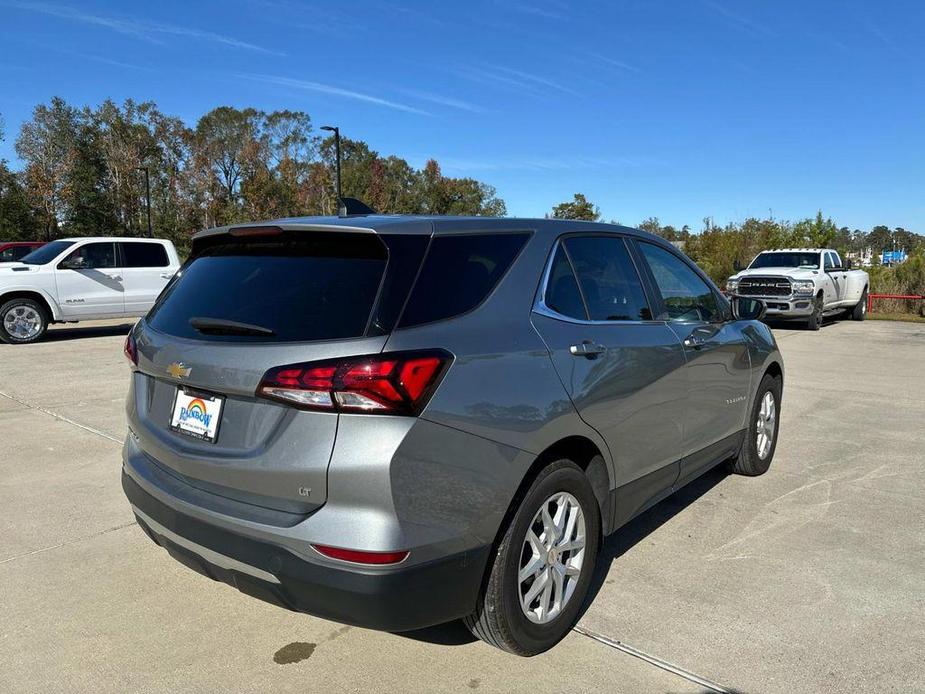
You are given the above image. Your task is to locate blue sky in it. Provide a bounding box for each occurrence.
[0,0,922,231]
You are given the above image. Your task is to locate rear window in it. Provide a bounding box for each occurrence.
[147,232,388,342]
[398,232,529,328]
[122,242,169,268]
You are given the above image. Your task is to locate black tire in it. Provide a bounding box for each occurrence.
[464,459,601,656]
[0,297,48,344]
[806,294,823,331]
[728,373,782,476]
[851,289,868,321]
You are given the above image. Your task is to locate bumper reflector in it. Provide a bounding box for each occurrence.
[311,544,410,565]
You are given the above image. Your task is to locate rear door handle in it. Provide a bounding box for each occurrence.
[683,334,705,349]
[160,273,174,279]
[570,341,606,357]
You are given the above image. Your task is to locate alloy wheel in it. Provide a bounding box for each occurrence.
[3,305,42,340]
[518,492,586,624]
[755,391,777,460]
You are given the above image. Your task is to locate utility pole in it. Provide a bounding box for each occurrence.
[320,125,343,215]
[136,166,152,237]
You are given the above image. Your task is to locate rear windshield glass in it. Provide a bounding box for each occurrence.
[20,240,75,265]
[398,232,529,328]
[147,232,387,342]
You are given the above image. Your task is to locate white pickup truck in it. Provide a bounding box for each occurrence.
[726,248,869,330]
[0,237,180,344]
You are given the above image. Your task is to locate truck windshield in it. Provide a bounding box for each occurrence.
[749,252,820,270]
[19,240,75,265]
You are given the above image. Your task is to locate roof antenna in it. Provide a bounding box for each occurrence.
[321,124,378,216]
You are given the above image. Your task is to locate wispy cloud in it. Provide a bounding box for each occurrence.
[580,51,642,74]
[39,44,150,71]
[705,1,777,38]
[430,154,668,173]
[396,88,485,113]
[239,74,431,115]
[452,64,577,98]
[866,22,899,52]
[492,66,578,96]
[4,1,279,54]
[501,0,569,21]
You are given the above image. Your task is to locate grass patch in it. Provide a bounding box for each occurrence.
[868,312,925,323]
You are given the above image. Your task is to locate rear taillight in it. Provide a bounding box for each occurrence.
[124,331,137,366]
[257,350,452,415]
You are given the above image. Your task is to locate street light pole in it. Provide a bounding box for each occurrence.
[136,166,152,238]
[320,125,343,215]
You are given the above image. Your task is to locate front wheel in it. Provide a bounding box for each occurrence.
[465,459,601,656]
[729,372,782,476]
[0,298,48,344]
[806,295,823,331]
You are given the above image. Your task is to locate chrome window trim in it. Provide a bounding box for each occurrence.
[532,237,668,327]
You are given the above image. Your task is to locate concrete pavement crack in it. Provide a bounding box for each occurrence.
[0,521,137,565]
[0,390,122,444]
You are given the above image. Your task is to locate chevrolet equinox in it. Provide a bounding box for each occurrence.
[121,216,783,655]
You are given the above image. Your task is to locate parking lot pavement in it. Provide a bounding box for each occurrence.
[1,318,923,693]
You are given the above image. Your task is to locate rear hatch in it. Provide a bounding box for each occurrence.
[129,226,428,514]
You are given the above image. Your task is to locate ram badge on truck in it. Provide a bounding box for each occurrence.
[726,248,869,330]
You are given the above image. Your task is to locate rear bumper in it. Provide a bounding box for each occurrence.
[122,471,491,632]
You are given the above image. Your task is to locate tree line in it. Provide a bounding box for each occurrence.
[0,98,506,251]
[1,100,922,312]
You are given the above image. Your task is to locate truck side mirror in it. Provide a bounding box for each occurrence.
[59,256,87,270]
[733,259,743,272]
[843,258,852,270]
[731,296,766,322]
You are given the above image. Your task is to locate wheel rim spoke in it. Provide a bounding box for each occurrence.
[756,392,776,460]
[519,490,587,624]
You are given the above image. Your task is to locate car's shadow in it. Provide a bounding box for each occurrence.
[43,322,134,343]
[397,466,730,648]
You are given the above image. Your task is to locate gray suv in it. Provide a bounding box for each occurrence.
[121,216,783,655]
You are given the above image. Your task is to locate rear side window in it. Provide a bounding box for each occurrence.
[398,233,529,328]
[544,245,586,319]
[122,242,169,268]
[148,233,388,342]
[563,236,651,321]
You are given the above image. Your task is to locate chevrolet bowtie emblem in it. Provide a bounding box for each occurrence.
[167,362,191,379]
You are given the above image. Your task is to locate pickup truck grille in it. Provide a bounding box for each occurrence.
[737,277,792,297]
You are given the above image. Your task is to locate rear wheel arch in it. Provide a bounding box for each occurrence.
[491,436,609,559]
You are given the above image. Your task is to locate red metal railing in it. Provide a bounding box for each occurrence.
[867,293,925,313]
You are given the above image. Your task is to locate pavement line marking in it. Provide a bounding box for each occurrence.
[572,624,736,694]
[0,521,137,565]
[0,390,122,444]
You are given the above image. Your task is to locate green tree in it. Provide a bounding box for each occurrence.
[549,193,600,221]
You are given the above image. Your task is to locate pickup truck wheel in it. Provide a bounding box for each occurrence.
[0,298,48,344]
[851,290,868,321]
[464,459,601,656]
[806,295,823,331]
[728,373,782,476]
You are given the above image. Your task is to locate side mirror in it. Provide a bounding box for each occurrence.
[733,259,743,272]
[731,296,766,322]
[843,259,852,270]
[59,256,87,270]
